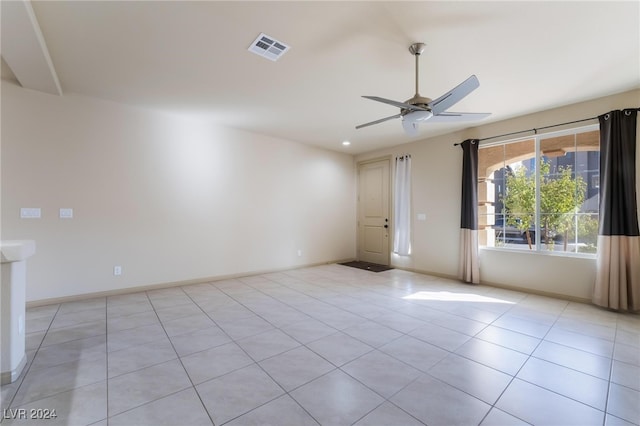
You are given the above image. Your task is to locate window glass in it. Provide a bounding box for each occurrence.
[478,128,599,254]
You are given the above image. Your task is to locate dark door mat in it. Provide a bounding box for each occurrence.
[339,261,393,273]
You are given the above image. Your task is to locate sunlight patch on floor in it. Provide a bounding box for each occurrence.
[403,291,515,304]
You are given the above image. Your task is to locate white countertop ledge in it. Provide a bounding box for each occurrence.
[1,240,36,263]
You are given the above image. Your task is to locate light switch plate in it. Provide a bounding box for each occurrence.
[417,213,427,221]
[59,208,73,219]
[20,208,41,219]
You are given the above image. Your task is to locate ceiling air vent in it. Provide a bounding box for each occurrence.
[248,33,290,61]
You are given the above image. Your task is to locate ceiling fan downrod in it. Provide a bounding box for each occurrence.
[409,43,426,97]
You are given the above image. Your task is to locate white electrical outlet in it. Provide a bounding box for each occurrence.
[297,249,302,257]
[113,266,122,276]
[59,208,73,219]
[20,208,41,218]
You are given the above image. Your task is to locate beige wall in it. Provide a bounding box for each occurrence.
[356,89,640,301]
[1,81,356,302]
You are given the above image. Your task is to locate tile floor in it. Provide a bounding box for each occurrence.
[1,264,639,426]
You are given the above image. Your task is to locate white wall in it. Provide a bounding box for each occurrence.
[1,81,356,302]
[356,89,640,301]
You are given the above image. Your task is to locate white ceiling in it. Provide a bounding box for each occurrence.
[2,1,639,154]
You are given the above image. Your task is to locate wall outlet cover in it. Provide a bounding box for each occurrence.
[20,208,41,219]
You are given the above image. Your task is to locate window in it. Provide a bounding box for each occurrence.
[478,125,599,254]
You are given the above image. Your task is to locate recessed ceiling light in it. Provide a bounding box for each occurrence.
[342,141,351,146]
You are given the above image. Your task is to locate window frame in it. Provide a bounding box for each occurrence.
[479,123,600,257]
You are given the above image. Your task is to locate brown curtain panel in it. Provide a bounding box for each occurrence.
[458,139,480,284]
[593,109,640,311]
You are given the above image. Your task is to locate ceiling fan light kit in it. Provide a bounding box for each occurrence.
[356,42,491,136]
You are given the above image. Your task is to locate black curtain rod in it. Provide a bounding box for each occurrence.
[453,107,640,146]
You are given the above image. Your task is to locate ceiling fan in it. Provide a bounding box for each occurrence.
[356,43,490,136]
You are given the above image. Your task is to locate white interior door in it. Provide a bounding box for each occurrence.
[358,159,390,265]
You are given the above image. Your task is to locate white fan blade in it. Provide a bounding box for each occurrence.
[356,113,402,129]
[429,112,491,122]
[362,96,428,112]
[428,75,480,116]
[402,118,420,136]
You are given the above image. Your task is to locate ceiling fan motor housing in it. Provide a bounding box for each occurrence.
[401,95,432,116]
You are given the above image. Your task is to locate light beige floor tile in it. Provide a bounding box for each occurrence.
[147,295,194,310]
[205,304,256,322]
[181,342,253,384]
[107,311,159,333]
[480,407,530,425]
[236,329,300,361]
[532,340,612,379]
[280,319,337,344]
[496,378,604,425]
[615,328,640,348]
[290,369,384,426]
[259,346,335,391]
[607,383,640,425]
[169,325,231,357]
[409,322,471,351]
[517,357,609,410]
[342,321,403,348]
[26,304,59,321]
[430,311,488,336]
[161,313,215,338]
[108,337,176,378]
[13,265,640,426]
[391,374,490,425]
[108,388,212,426]
[155,303,204,323]
[379,335,449,373]
[257,310,311,328]
[605,413,638,426]
[501,306,559,326]
[372,312,427,334]
[306,332,373,367]
[12,354,106,406]
[25,316,55,334]
[41,320,106,347]
[476,325,541,354]
[428,353,512,405]
[614,342,640,366]
[448,304,504,324]
[225,394,319,426]
[313,310,368,330]
[554,317,617,341]
[217,315,274,340]
[342,350,422,398]
[4,381,106,426]
[545,327,614,358]
[611,360,640,391]
[25,331,47,351]
[49,307,106,330]
[1,379,22,412]
[57,298,106,315]
[196,364,284,425]
[107,292,149,306]
[30,335,105,370]
[107,359,191,416]
[455,338,528,375]
[107,323,167,352]
[353,401,423,426]
[492,314,551,338]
